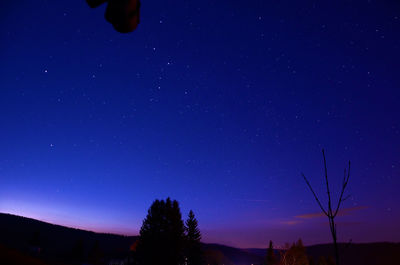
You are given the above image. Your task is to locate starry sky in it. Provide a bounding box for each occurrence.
[1,0,400,248]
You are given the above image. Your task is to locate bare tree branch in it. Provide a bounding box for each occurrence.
[322,149,334,217]
[301,149,351,265]
[334,161,351,217]
[342,195,351,202]
[301,173,328,216]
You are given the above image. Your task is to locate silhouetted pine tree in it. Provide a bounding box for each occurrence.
[136,198,185,265]
[185,210,203,265]
[265,240,277,265]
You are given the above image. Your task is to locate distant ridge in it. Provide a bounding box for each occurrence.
[0,212,137,263]
[0,213,127,236]
[1,213,399,265]
[0,213,263,265]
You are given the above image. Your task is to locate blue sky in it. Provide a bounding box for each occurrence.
[1,0,399,247]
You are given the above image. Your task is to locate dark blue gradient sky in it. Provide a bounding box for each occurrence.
[1,0,400,248]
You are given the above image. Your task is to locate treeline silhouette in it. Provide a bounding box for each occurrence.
[1,199,400,265]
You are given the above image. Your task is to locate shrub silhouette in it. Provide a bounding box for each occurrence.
[279,239,309,265]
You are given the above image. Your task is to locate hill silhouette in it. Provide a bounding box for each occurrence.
[1,213,399,265]
[0,213,263,265]
[0,213,137,264]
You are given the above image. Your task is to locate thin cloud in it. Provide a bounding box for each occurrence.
[280,206,369,226]
[295,212,325,219]
[330,221,363,227]
[280,220,303,226]
[296,206,369,219]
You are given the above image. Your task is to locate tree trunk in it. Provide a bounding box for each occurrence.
[330,217,339,265]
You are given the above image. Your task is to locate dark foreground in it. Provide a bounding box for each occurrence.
[0,213,399,265]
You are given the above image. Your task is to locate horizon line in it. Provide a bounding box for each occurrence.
[1,211,398,249]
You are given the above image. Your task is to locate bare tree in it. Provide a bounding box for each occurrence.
[301,149,350,265]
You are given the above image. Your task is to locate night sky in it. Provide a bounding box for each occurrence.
[1,0,400,248]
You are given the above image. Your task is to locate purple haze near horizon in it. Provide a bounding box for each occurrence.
[0,0,400,248]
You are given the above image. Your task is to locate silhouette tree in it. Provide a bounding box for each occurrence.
[265,240,277,265]
[301,149,351,265]
[279,239,309,265]
[185,210,203,265]
[136,198,185,265]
